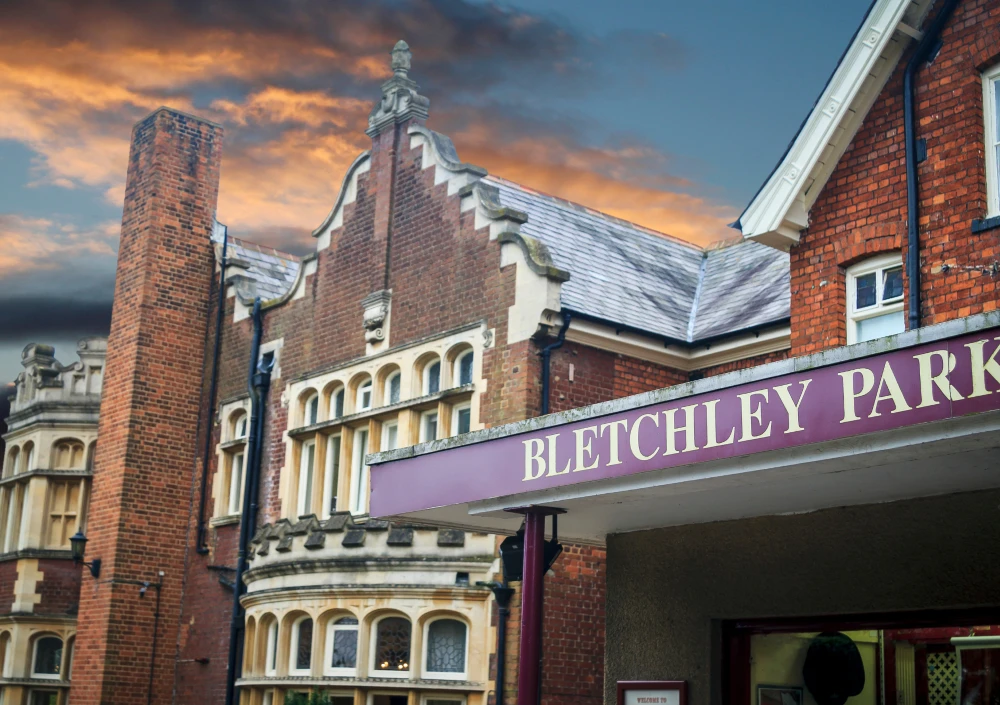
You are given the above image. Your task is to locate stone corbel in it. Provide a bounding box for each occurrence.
[362,289,392,346]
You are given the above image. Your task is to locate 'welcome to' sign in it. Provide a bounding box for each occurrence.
[369,331,1000,518]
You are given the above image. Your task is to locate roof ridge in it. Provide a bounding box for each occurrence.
[686,252,709,342]
[228,235,301,263]
[484,175,703,251]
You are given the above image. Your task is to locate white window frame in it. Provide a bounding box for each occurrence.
[846,253,905,344]
[422,359,441,396]
[369,615,412,678]
[303,392,319,426]
[226,450,245,516]
[31,636,63,680]
[264,620,278,676]
[453,350,474,387]
[262,691,275,705]
[322,434,341,518]
[985,63,1000,218]
[324,615,359,677]
[332,387,346,419]
[296,439,316,517]
[384,371,401,406]
[233,412,248,440]
[349,428,369,515]
[381,421,399,452]
[419,411,438,443]
[357,381,373,412]
[289,615,314,676]
[422,617,469,681]
[450,403,472,437]
[420,696,467,705]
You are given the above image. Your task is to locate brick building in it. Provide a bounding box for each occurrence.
[55,38,793,705]
[365,2,1000,705]
[0,338,106,704]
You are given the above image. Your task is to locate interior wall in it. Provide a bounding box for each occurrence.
[604,489,1000,705]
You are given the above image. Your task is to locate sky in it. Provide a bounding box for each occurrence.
[0,0,873,382]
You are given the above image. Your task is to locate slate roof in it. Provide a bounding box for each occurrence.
[485,176,789,343]
[212,221,300,303]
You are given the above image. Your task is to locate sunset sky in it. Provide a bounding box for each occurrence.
[0,0,871,381]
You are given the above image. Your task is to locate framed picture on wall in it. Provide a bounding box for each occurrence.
[757,685,803,705]
[617,681,687,705]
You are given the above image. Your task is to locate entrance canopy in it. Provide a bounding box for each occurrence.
[368,313,1000,544]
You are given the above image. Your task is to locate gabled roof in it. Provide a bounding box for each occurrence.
[738,0,933,250]
[487,177,789,343]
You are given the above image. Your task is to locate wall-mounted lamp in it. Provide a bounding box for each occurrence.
[70,530,101,578]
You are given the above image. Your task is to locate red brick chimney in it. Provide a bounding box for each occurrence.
[72,108,222,705]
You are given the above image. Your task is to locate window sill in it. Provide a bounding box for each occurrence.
[972,215,1000,233]
[210,514,242,528]
[220,439,247,451]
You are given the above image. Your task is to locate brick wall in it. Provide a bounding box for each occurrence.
[73,108,222,705]
[791,0,1000,355]
[34,558,82,615]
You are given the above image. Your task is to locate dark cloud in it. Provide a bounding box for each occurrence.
[0,296,112,342]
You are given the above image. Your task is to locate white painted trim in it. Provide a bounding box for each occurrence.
[846,253,905,344]
[563,317,790,372]
[984,63,1000,218]
[740,0,929,250]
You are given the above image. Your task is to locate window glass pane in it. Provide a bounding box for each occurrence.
[995,78,1000,136]
[423,413,438,442]
[389,374,400,405]
[268,623,278,672]
[882,266,904,301]
[33,637,62,675]
[326,436,341,515]
[299,443,315,516]
[459,353,473,386]
[427,362,441,394]
[457,408,471,435]
[295,619,313,671]
[360,383,372,410]
[383,424,398,452]
[855,272,877,309]
[30,692,59,705]
[427,619,466,673]
[307,396,318,425]
[857,310,905,343]
[334,390,345,418]
[350,430,369,514]
[332,622,358,669]
[375,617,411,671]
[229,452,244,514]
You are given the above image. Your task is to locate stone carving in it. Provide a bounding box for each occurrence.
[362,290,392,344]
[367,40,430,137]
[483,328,494,349]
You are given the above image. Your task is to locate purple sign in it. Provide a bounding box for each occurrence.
[369,330,1000,517]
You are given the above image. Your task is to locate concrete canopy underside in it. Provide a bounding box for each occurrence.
[394,412,1000,545]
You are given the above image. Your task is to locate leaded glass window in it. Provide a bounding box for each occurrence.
[330,617,358,671]
[426,619,467,675]
[293,618,313,672]
[375,617,411,672]
[458,352,473,386]
[32,636,62,677]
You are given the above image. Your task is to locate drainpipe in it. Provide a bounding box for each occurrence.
[904,0,961,330]
[196,225,229,554]
[479,581,515,705]
[224,299,272,705]
[539,311,571,416]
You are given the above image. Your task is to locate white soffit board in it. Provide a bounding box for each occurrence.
[740,0,930,250]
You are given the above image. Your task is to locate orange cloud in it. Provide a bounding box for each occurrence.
[0,216,118,273]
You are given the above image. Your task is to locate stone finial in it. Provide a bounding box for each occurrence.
[391,40,412,76]
[367,40,430,137]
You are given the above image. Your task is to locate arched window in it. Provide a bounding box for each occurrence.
[32,635,63,679]
[0,631,10,678]
[454,350,474,387]
[21,442,34,473]
[423,618,468,679]
[227,449,245,516]
[302,392,319,426]
[357,379,373,412]
[290,616,313,675]
[263,619,278,676]
[385,371,401,406]
[4,447,18,478]
[372,616,411,676]
[52,439,85,469]
[232,412,248,441]
[297,440,316,517]
[325,615,359,676]
[331,387,346,419]
[422,359,441,396]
